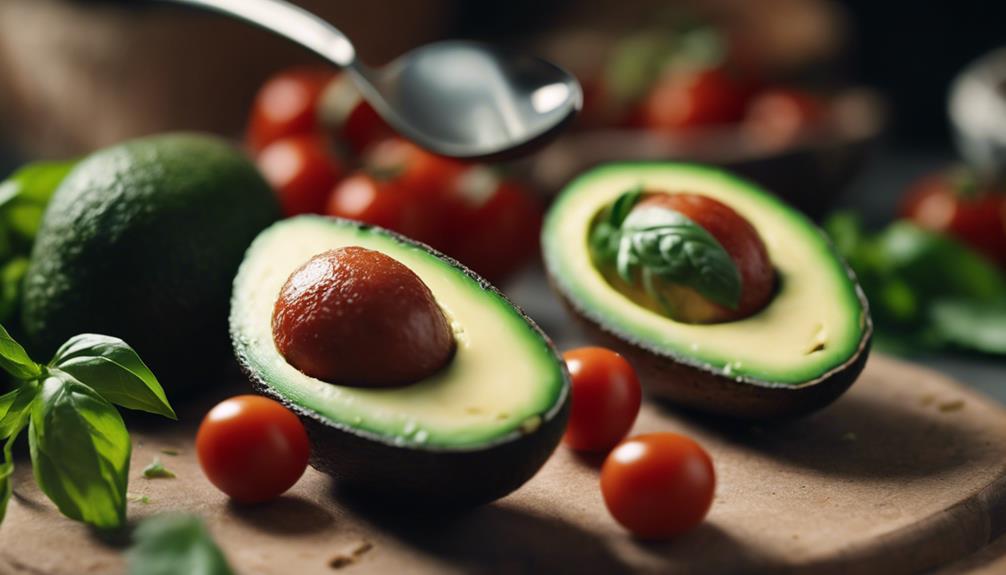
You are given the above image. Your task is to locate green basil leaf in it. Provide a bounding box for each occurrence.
[51,334,175,419]
[0,160,75,242]
[589,187,642,264]
[616,206,742,309]
[29,371,130,529]
[142,457,176,479]
[0,323,40,380]
[0,382,38,438]
[0,428,23,526]
[930,299,1006,354]
[127,514,235,575]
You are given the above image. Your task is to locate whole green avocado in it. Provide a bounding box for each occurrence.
[21,133,280,388]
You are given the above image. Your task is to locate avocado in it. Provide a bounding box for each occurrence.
[231,216,569,504]
[543,163,871,419]
[22,134,280,387]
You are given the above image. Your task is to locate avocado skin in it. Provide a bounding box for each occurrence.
[22,133,280,387]
[553,277,873,419]
[232,222,571,505]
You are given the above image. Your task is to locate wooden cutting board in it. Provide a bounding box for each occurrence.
[3,353,1005,575]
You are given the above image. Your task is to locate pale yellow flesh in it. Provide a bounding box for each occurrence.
[546,165,865,384]
[232,218,562,448]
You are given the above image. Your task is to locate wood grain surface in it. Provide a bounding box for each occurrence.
[2,354,1005,574]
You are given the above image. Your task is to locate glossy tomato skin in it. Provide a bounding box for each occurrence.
[364,137,466,202]
[636,193,775,322]
[247,68,335,153]
[257,134,343,216]
[562,347,642,452]
[901,170,1006,266]
[446,168,543,283]
[639,68,751,132]
[196,395,310,503]
[601,433,716,539]
[326,171,446,247]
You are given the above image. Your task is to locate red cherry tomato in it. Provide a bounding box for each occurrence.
[562,347,641,452]
[318,74,392,155]
[247,68,335,153]
[257,134,343,216]
[635,193,774,322]
[445,168,543,282]
[601,433,716,539]
[364,137,467,202]
[744,88,826,148]
[901,168,1006,267]
[326,171,445,246]
[196,395,310,504]
[639,68,750,132]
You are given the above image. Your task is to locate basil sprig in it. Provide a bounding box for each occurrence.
[127,514,235,575]
[590,189,742,311]
[0,324,174,530]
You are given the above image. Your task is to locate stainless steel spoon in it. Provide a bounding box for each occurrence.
[159,0,582,159]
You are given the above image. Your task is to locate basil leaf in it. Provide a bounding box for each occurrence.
[127,514,235,575]
[0,382,38,438]
[0,323,40,380]
[51,334,175,419]
[0,428,23,525]
[930,299,1006,354]
[589,187,642,264]
[617,206,742,309]
[0,161,75,242]
[29,372,131,529]
[142,457,176,479]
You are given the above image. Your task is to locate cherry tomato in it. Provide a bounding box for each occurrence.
[744,88,826,148]
[247,68,335,153]
[196,395,310,504]
[257,134,343,216]
[638,68,750,132]
[363,137,466,202]
[901,167,1006,267]
[635,193,774,322]
[445,168,543,282]
[601,433,716,539]
[562,347,641,452]
[326,172,445,246]
[318,74,392,155]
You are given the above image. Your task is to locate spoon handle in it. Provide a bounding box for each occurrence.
[158,0,357,68]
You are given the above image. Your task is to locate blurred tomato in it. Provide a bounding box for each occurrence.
[257,134,343,217]
[638,68,751,132]
[744,88,825,148]
[326,172,445,247]
[446,167,542,282]
[318,74,392,155]
[247,68,335,153]
[363,137,467,201]
[901,168,1006,266]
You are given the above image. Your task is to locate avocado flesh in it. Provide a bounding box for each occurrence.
[543,163,871,393]
[231,216,567,450]
[22,133,280,385]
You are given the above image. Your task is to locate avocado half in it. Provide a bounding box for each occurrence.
[231,216,570,505]
[543,163,872,419]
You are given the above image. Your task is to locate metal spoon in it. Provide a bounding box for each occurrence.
[159,0,582,160]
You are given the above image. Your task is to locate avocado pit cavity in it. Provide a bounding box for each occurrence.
[272,246,455,387]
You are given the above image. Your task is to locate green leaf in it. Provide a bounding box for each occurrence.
[51,334,175,419]
[0,257,29,325]
[29,371,131,529]
[142,457,176,479]
[0,161,75,243]
[589,187,642,265]
[0,323,40,380]
[0,429,23,526]
[930,299,1006,354]
[0,382,38,438]
[127,514,235,575]
[616,206,742,309]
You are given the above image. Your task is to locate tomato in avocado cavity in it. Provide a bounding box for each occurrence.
[600,432,716,539]
[196,395,310,504]
[247,68,335,153]
[634,193,775,322]
[900,167,1006,267]
[256,134,343,217]
[562,347,641,452]
[272,246,455,387]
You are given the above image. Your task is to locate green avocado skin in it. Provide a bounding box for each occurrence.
[21,133,280,387]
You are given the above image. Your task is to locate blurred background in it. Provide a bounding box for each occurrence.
[0,0,1004,395]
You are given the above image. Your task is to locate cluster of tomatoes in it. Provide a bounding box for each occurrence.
[195,347,716,540]
[247,68,542,283]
